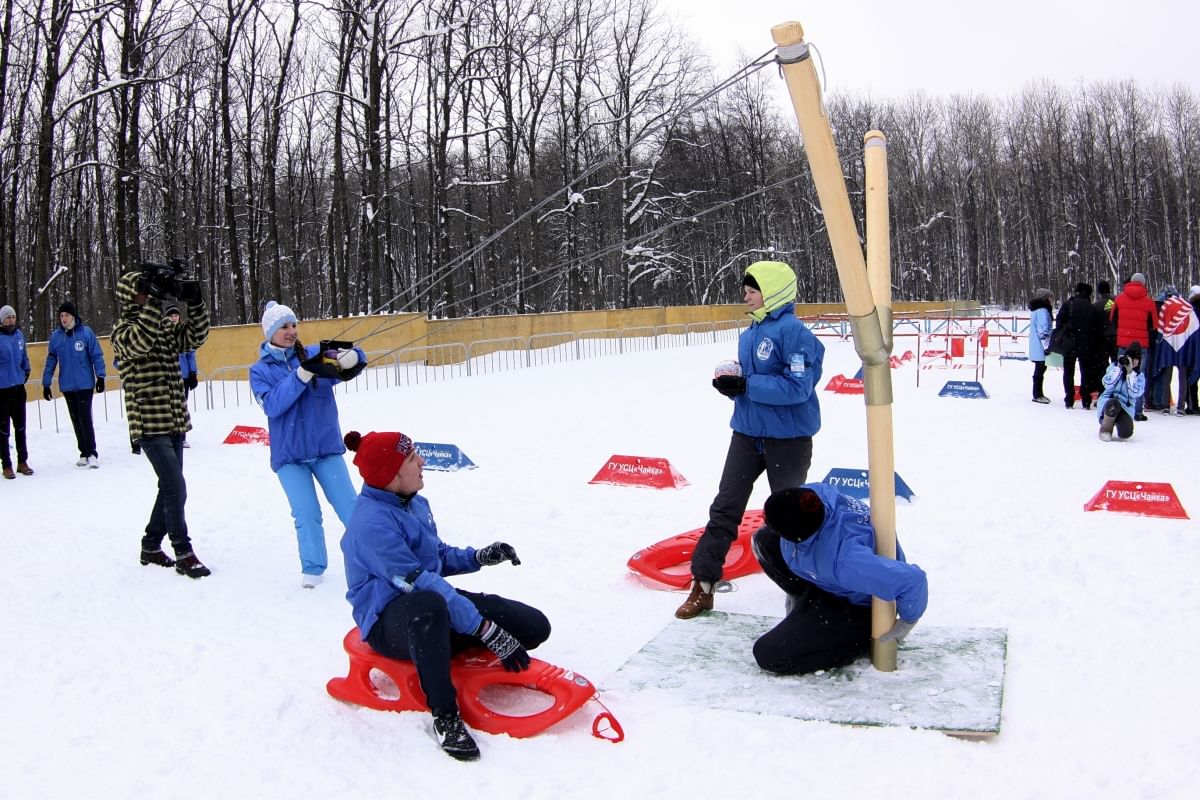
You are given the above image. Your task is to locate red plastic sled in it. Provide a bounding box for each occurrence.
[626,509,765,589]
[327,630,623,741]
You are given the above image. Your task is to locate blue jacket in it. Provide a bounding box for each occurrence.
[728,303,824,438]
[249,341,363,472]
[42,321,105,392]
[1096,362,1145,421]
[0,326,31,389]
[1029,307,1052,361]
[179,350,197,378]
[778,483,928,623]
[340,486,482,639]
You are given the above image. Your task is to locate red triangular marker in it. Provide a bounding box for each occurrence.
[223,425,270,445]
[1084,481,1189,519]
[588,455,688,489]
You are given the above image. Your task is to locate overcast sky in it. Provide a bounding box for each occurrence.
[658,0,1197,99]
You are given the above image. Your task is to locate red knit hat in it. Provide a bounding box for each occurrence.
[344,430,414,488]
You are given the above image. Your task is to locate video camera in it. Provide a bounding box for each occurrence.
[137,258,201,303]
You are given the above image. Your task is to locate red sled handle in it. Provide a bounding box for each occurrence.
[589,697,624,743]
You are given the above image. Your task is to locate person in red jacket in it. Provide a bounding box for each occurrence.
[1110,272,1157,420]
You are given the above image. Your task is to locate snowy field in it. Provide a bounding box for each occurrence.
[2,335,1197,799]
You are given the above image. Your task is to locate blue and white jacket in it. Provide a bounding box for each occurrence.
[340,486,482,639]
[729,303,824,439]
[779,482,928,623]
[249,341,364,472]
[42,321,105,392]
[0,326,30,389]
[1096,362,1146,421]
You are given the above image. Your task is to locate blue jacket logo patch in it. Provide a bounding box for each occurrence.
[789,353,805,375]
[756,339,774,361]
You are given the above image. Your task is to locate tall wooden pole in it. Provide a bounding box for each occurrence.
[771,21,899,671]
[864,131,898,671]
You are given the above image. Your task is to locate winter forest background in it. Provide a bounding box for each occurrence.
[1,0,1198,341]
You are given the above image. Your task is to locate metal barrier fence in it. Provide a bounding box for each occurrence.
[26,314,1033,429]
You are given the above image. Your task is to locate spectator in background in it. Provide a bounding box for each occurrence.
[1186,285,1200,415]
[1109,273,1157,421]
[250,300,365,588]
[111,270,211,578]
[0,303,33,479]
[676,260,825,619]
[1028,288,1054,404]
[42,301,106,468]
[1053,283,1105,410]
[1148,285,1179,413]
[1092,280,1118,364]
[1151,286,1200,416]
[167,304,198,448]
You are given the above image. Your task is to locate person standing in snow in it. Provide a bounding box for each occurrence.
[0,303,33,479]
[676,260,824,619]
[1028,287,1054,404]
[111,267,211,578]
[1052,283,1105,409]
[750,484,927,675]
[42,301,106,468]
[250,301,365,588]
[167,304,198,447]
[1109,272,1157,420]
[1097,342,1146,442]
[339,429,550,761]
[1092,280,1118,364]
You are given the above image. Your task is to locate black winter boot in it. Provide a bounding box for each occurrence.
[174,552,211,579]
[432,709,480,761]
[140,549,176,568]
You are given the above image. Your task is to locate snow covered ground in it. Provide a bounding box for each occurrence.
[3,334,1196,799]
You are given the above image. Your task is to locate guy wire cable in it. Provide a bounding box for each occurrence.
[339,171,807,365]
[321,47,780,344]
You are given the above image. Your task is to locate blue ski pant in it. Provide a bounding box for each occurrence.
[276,455,358,575]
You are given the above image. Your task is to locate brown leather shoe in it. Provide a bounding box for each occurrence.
[674,581,714,619]
[2,465,13,480]
[16,462,33,476]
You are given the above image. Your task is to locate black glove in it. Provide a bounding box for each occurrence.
[299,351,339,379]
[475,542,521,566]
[185,374,198,391]
[43,386,52,402]
[712,375,747,397]
[95,377,104,393]
[477,620,531,672]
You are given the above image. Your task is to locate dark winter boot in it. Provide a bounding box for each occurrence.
[174,552,211,579]
[432,709,480,761]
[1099,400,1119,442]
[140,549,176,568]
[674,580,714,619]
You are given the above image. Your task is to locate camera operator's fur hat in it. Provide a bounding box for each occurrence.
[261,300,297,343]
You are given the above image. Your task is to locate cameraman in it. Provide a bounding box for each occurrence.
[111,263,211,578]
[1097,342,1146,443]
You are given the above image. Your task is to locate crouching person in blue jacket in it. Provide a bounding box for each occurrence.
[1097,340,1146,442]
[340,429,550,762]
[750,483,927,675]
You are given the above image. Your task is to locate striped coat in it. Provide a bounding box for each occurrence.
[111,271,210,441]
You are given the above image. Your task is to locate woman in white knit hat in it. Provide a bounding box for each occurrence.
[249,301,366,587]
